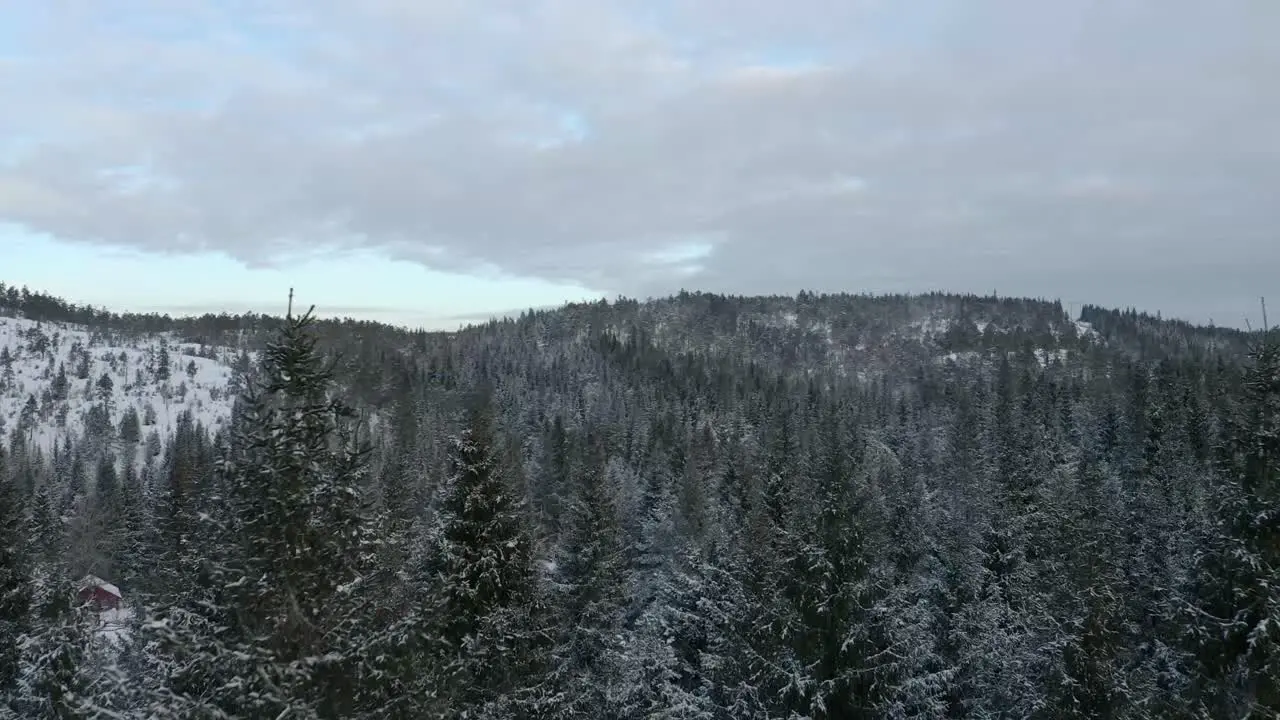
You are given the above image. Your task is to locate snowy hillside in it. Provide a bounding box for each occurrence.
[0,314,244,462]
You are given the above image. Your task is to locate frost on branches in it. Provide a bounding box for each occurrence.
[140,306,379,719]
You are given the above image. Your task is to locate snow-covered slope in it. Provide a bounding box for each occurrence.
[0,314,242,460]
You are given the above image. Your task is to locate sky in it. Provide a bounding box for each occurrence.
[0,0,1277,329]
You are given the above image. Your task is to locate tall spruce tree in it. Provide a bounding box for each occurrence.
[11,563,93,718]
[415,395,552,718]
[143,302,375,719]
[1187,328,1280,717]
[0,447,31,704]
[548,437,628,717]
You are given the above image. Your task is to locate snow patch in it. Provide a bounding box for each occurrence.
[1074,320,1099,338]
[1034,348,1071,367]
[94,606,134,647]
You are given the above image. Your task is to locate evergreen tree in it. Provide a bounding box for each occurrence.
[94,372,113,405]
[144,304,375,719]
[118,406,141,444]
[11,566,93,718]
[412,397,552,718]
[1041,447,1131,719]
[112,457,149,594]
[706,438,803,719]
[1187,329,1280,717]
[73,350,90,381]
[50,363,68,401]
[0,448,32,703]
[155,344,171,383]
[548,439,628,716]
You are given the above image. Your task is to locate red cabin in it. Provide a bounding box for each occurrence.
[77,575,122,611]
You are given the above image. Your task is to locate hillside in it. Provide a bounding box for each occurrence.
[0,313,245,462]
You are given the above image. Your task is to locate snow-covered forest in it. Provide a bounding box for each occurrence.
[0,282,1277,719]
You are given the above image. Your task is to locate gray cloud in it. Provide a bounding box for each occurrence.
[1,0,1277,324]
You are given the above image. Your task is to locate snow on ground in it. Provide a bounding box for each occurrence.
[936,351,982,365]
[94,607,134,647]
[908,313,954,342]
[1034,348,1072,367]
[0,314,243,462]
[1074,319,1099,339]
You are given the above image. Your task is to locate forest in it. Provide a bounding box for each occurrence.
[0,283,1277,719]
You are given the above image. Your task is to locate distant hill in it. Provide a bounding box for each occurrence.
[1,282,1262,463]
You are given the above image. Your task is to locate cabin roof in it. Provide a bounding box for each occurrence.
[78,575,122,598]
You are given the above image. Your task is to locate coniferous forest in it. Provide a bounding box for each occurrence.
[0,283,1277,719]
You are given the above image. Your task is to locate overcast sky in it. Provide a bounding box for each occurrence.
[1,0,1276,328]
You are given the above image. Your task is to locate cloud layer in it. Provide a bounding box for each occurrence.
[1,0,1276,322]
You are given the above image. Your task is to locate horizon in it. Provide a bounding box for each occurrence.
[0,276,1267,334]
[1,2,1276,326]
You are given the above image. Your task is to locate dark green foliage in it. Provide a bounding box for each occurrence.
[1185,330,1280,718]
[142,305,376,718]
[154,344,170,382]
[50,364,68,401]
[4,283,1278,718]
[0,448,29,700]
[548,440,628,715]
[118,406,141,444]
[413,400,553,717]
[95,373,113,404]
[11,567,93,719]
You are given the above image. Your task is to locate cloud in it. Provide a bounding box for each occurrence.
[0,0,1277,322]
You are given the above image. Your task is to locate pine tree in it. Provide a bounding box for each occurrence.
[873,418,955,720]
[145,410,208,601]
[1042,448,1130,719]
[73,349,90,381]
[618,540,723,720]
[18,395,38,443]
[112,458,149,594]
[781,400,892,719]
[538,416,570,534]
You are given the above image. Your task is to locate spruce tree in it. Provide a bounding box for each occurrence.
[548,438,628,716]
[1187,329,1280,717]
[0,448,31,703]
[118,406,141,444]
[155,344,171,383]
[784,401,891,719]
[414,396,552,717]
[144,303,375,718]
[1042,448,1130,719]
[12,565,93,718]
[706,436,803,719]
